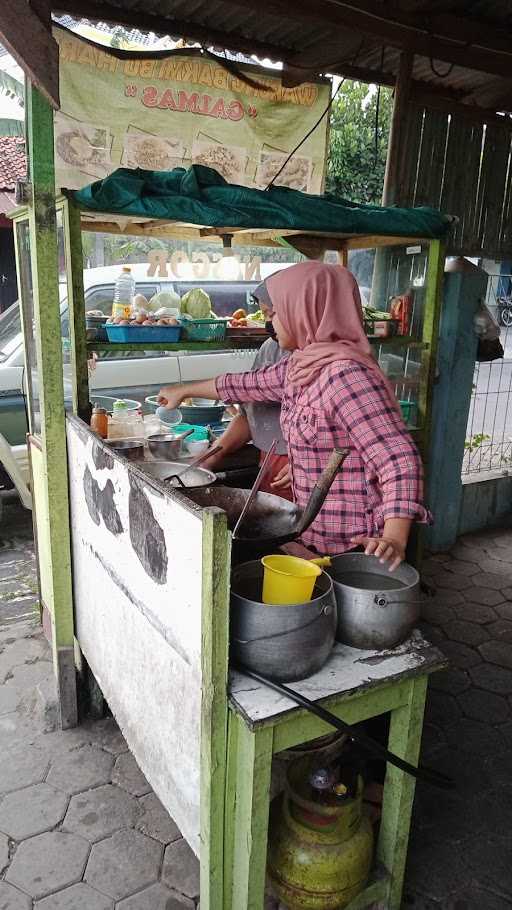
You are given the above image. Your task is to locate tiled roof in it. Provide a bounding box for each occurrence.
[0,136,26,191]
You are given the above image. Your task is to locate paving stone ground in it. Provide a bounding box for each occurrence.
[2,499,512,908]
[0,501,198,910]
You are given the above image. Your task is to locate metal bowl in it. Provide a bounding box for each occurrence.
[104,439,145,461]
[180,402,225,426]
[147,434,183,460]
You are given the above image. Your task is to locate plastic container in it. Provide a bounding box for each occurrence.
[261,555,324,605]
[90,405,108,439]
[186,439,210,457]
[90,395,141,414]
[155,405,183,428]
[399,399,417,426]
[106,324,182,344]
[85,314,108,341]
[112,267,135,320]
[181,319,227,342]
[108,399,144,440]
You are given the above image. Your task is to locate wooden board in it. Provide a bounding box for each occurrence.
[67,416,205,855]
[229,631,445,729]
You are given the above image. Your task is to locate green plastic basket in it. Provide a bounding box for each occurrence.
[181,318,227,342]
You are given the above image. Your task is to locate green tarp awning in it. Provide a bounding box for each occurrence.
[72,165,452,239]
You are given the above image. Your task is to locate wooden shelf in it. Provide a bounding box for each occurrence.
[86,335,427,355]
[86,337,266,353]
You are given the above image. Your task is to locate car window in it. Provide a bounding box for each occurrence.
[84,284,159,316]
[0,302,22,362]
[176,282,257,318]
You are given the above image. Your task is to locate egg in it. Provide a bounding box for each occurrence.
[119,319,130,325]
[142,320,153,326]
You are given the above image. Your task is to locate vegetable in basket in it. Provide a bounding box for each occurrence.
[180,288,212,319]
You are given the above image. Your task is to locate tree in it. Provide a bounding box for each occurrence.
[327,81,393,205]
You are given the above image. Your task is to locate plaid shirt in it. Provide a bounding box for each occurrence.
[217,358,429,555]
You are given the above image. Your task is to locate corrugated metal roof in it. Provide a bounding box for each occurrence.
[55,0,512,114]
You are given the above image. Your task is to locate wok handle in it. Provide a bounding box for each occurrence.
[296,447,350,536]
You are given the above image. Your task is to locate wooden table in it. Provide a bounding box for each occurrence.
[225,631,446,910]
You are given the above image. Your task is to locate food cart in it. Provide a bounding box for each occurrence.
[12,82,449,910]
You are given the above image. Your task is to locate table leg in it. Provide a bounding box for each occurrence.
[224,712,274,910]
[377,675,428,909]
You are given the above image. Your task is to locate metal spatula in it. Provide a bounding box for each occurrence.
[232,439,278,539]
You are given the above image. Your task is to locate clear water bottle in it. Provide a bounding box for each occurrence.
[112,267,135,319]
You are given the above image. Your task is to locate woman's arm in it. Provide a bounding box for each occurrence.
[200,413,253,471]
[329,363,428,568]
[158,359,287,411]
[157,378,219,410]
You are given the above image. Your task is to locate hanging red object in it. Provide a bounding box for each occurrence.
[389,291,413,335]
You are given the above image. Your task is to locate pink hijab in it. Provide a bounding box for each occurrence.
[266,261,400,410]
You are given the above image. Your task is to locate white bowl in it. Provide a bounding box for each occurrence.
[186,439,210,457]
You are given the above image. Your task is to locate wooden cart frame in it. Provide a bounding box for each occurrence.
[12,82,446,910]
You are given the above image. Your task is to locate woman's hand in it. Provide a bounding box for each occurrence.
[350,536,406,572]
[157,385,186,410]
[270,462,292,491]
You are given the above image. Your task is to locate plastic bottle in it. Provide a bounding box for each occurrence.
[90,405,108,439]
[112,267,135,319]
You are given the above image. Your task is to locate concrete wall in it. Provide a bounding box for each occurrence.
[459,475,512,536]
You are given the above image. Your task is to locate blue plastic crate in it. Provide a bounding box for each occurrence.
[106,324,182,343]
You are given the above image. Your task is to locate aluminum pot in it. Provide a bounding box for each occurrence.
[327,553,421,650]
[231,560,336,682]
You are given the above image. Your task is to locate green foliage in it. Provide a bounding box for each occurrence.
[327,81,392,205]
[464,433,490,453]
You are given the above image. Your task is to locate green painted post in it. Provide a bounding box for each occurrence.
[425,259,487,549]
[62,198,90,420]
[377,676,428,910]
[26,83,77,728]
[201,508,231,910]
[228,718,274,910]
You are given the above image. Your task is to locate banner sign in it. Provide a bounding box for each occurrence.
[54,27,330,193]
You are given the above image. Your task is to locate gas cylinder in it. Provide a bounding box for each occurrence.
[268,757,373,910]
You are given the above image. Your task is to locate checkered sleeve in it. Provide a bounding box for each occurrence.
[216,358,287,405]
[328,362,431,523]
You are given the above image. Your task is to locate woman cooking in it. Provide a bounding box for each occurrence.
[158,261,430,569]
[200,284,292,500]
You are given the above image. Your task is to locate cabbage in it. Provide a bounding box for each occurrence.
[148,290,180,312]
[180,288,212,319]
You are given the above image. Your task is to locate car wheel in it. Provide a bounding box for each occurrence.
[498,305,512,327]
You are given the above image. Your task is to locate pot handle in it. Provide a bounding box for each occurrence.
[295,448,350,536]
[374,582,435,608]
[233,603,333,645]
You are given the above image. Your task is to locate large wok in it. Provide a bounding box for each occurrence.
[183,448,349,560]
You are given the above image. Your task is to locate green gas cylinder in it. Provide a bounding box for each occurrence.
[268,757,373,910]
